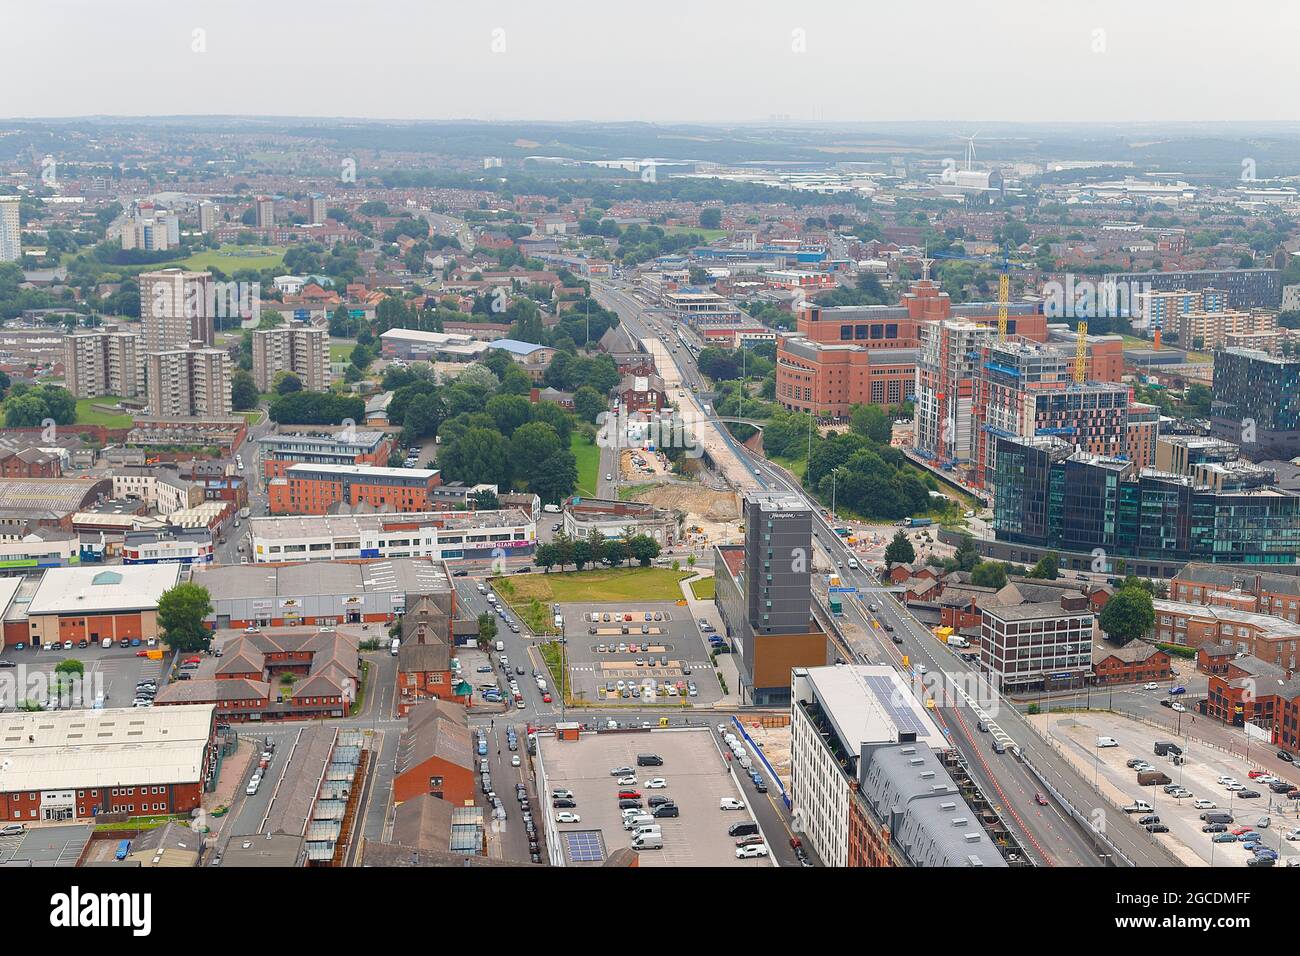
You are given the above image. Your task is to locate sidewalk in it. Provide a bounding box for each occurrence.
[678,572,740,707]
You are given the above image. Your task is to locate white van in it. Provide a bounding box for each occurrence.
[623,813,654,831]
[1096,736,1119,748]
[632,824,661,840]
[390,638,400,656]
[631,833,663,850]
[101,638,113,649]
[495,640,505,652]
[542,503,561,514]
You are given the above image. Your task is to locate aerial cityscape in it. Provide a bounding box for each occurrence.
[2,1,1295,926]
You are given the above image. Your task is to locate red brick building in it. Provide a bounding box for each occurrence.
[393,700,475,807]
[0,448,61,478]
[1093,643,1173,686]
[269,463,442,515]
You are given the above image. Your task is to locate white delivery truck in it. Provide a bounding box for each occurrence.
[390,638,400,656]
[495,640,505,652]
[946,635,971,648]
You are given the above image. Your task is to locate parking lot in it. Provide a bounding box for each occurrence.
[1035,711,1300,867]
[0,642,167,711]
[560,602,719,706]
[0,823,93,865]
[535,727,773,867]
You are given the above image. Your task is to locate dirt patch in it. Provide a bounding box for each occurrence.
[624,483,742,549]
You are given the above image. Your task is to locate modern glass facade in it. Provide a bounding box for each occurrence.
[993,436,1300,564]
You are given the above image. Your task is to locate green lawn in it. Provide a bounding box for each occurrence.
[492,567,692,605]
[770,454,808,481]
[539,641,572,699]
[330,343,356,363]
[179,244,286,273]
[664,226,727,242]
[689,576,715,600]
[75,397,134,428]
[571,432,600,498]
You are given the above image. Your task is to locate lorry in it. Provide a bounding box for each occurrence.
[1138,770,1172,787]
[906,518,932,528]
[828,595,843,616]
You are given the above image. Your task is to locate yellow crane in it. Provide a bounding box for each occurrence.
[1074,321,1088,384]
[997,273,1009,341]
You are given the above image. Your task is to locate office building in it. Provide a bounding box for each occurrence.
[1154,434,1274,491]
[1210,348,1300,460]
[145,344,232,417]
[979,595,1095,692]
[992,435,1300,569]
[308,194,326,225]
[268,463,443,515]
[138,269,215,352]
[1112,268,1281,310]
[62,326,141,398]
[790,665,1005,868]
[714,492,825,706]
[775,276,1047,419]
[0,196,19,262]
[251,321,330,392]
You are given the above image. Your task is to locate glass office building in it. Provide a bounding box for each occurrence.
[993,436,1300,564]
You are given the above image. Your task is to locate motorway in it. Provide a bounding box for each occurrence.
[591,277,1180,867]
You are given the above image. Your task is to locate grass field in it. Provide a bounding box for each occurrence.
[330,343,356,363]
[663,226,727,242]
[492,567,691,605]
[179,244,286,273]
[539,641,572,699]
[75,397,134,428]
[689,576,715,600]
[571,432,600,497]
[770,454,808,481]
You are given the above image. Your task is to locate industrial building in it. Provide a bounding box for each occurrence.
[0,704,217,822]
[24,564,181,646]
[247,509,534,564]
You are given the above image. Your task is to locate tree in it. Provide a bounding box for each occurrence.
[477,612,498,648]
[884,530,915,566]
[531,448,578,504]
[486,393,533,436]
[970,561,1008,589]
[628,534,661,567]
[1028,551,1059,580]
[953,533,980,573]
[471,489,500,510]
[510,421,562,483]
[849,403,892,444]
[157,582,214,652]
[231,370,259,411]
[573,385,606,424]
[1099,586,1155,645]
[273,372,303,395]
[699,208,722,230]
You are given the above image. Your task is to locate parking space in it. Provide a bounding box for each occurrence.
[0,823,93,866]
[561,602,718,706]
[3,642,167,711]
[536,728,773,867]
[1035,711,1300,867]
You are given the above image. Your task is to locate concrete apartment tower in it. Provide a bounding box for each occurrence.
[0,195,20,262]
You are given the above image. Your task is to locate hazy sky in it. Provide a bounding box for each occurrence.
[3,0,1296,123]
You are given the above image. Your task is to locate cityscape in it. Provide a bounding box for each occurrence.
[0,0,1295,929]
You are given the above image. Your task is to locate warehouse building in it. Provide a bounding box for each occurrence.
[193,557,451,628]
[0,704,217,822]
[248,509,534,564]
[24,564,181,646]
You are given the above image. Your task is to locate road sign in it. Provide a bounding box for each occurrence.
[828,587,857,593]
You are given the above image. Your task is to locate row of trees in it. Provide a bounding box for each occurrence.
[534,530,662,571]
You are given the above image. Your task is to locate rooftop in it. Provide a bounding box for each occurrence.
[284,463,440,481]
[795,665,947,755]
[248,509,531,540]
[0,704,214,792]
[27,564,181,616]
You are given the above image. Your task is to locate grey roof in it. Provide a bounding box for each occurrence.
[390,793,456,851]
[858,741,1007,868]
[1097,643,1166,663]
[982,600,1091,623]
[1174,562,1300,597]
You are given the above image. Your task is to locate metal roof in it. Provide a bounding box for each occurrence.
[27,564,181,615]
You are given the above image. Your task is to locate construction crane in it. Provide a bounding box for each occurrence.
[928,247,1032,342]
[1074,321,1088,384]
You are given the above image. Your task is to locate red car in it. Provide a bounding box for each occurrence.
[1034,792,1049,806]
[135,650,149,657]
[617,790,641,799]
[1231,825,1253,835]
[542,693,552,703]
[1248,770,1268,779]
[183,657,201,666]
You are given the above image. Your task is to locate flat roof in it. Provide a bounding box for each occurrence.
[799,665,947,753]
[195,557,450,602]
[285,463,439,480]
[0,704,214,791]
[27,564,181,616]
[248,509,531,539]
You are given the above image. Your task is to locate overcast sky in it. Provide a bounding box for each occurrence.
[3,0,1295,124]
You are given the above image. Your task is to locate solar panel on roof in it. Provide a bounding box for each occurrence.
[563,830,605,864]
[863,674,930,737]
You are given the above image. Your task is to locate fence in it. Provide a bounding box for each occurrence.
[729,715,791,809]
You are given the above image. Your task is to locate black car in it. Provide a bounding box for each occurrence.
[452,569,468,577]
[77,640,89,649]
[882,623,895,633]
[530,852,542,864]
[1145,823,1170,833]
[891,636,904,644]
[647,795,673,807]
[1238,789,1262,799]
[0,660,15,669]
[514,567,532,574]
[176,672,192,681]
[552,799,576,809]
[653,804,679,818]
[992,740,1006,754]
[1159,699,1174,708]
[1202,823,1228,833]
[1279,750,1296,764]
